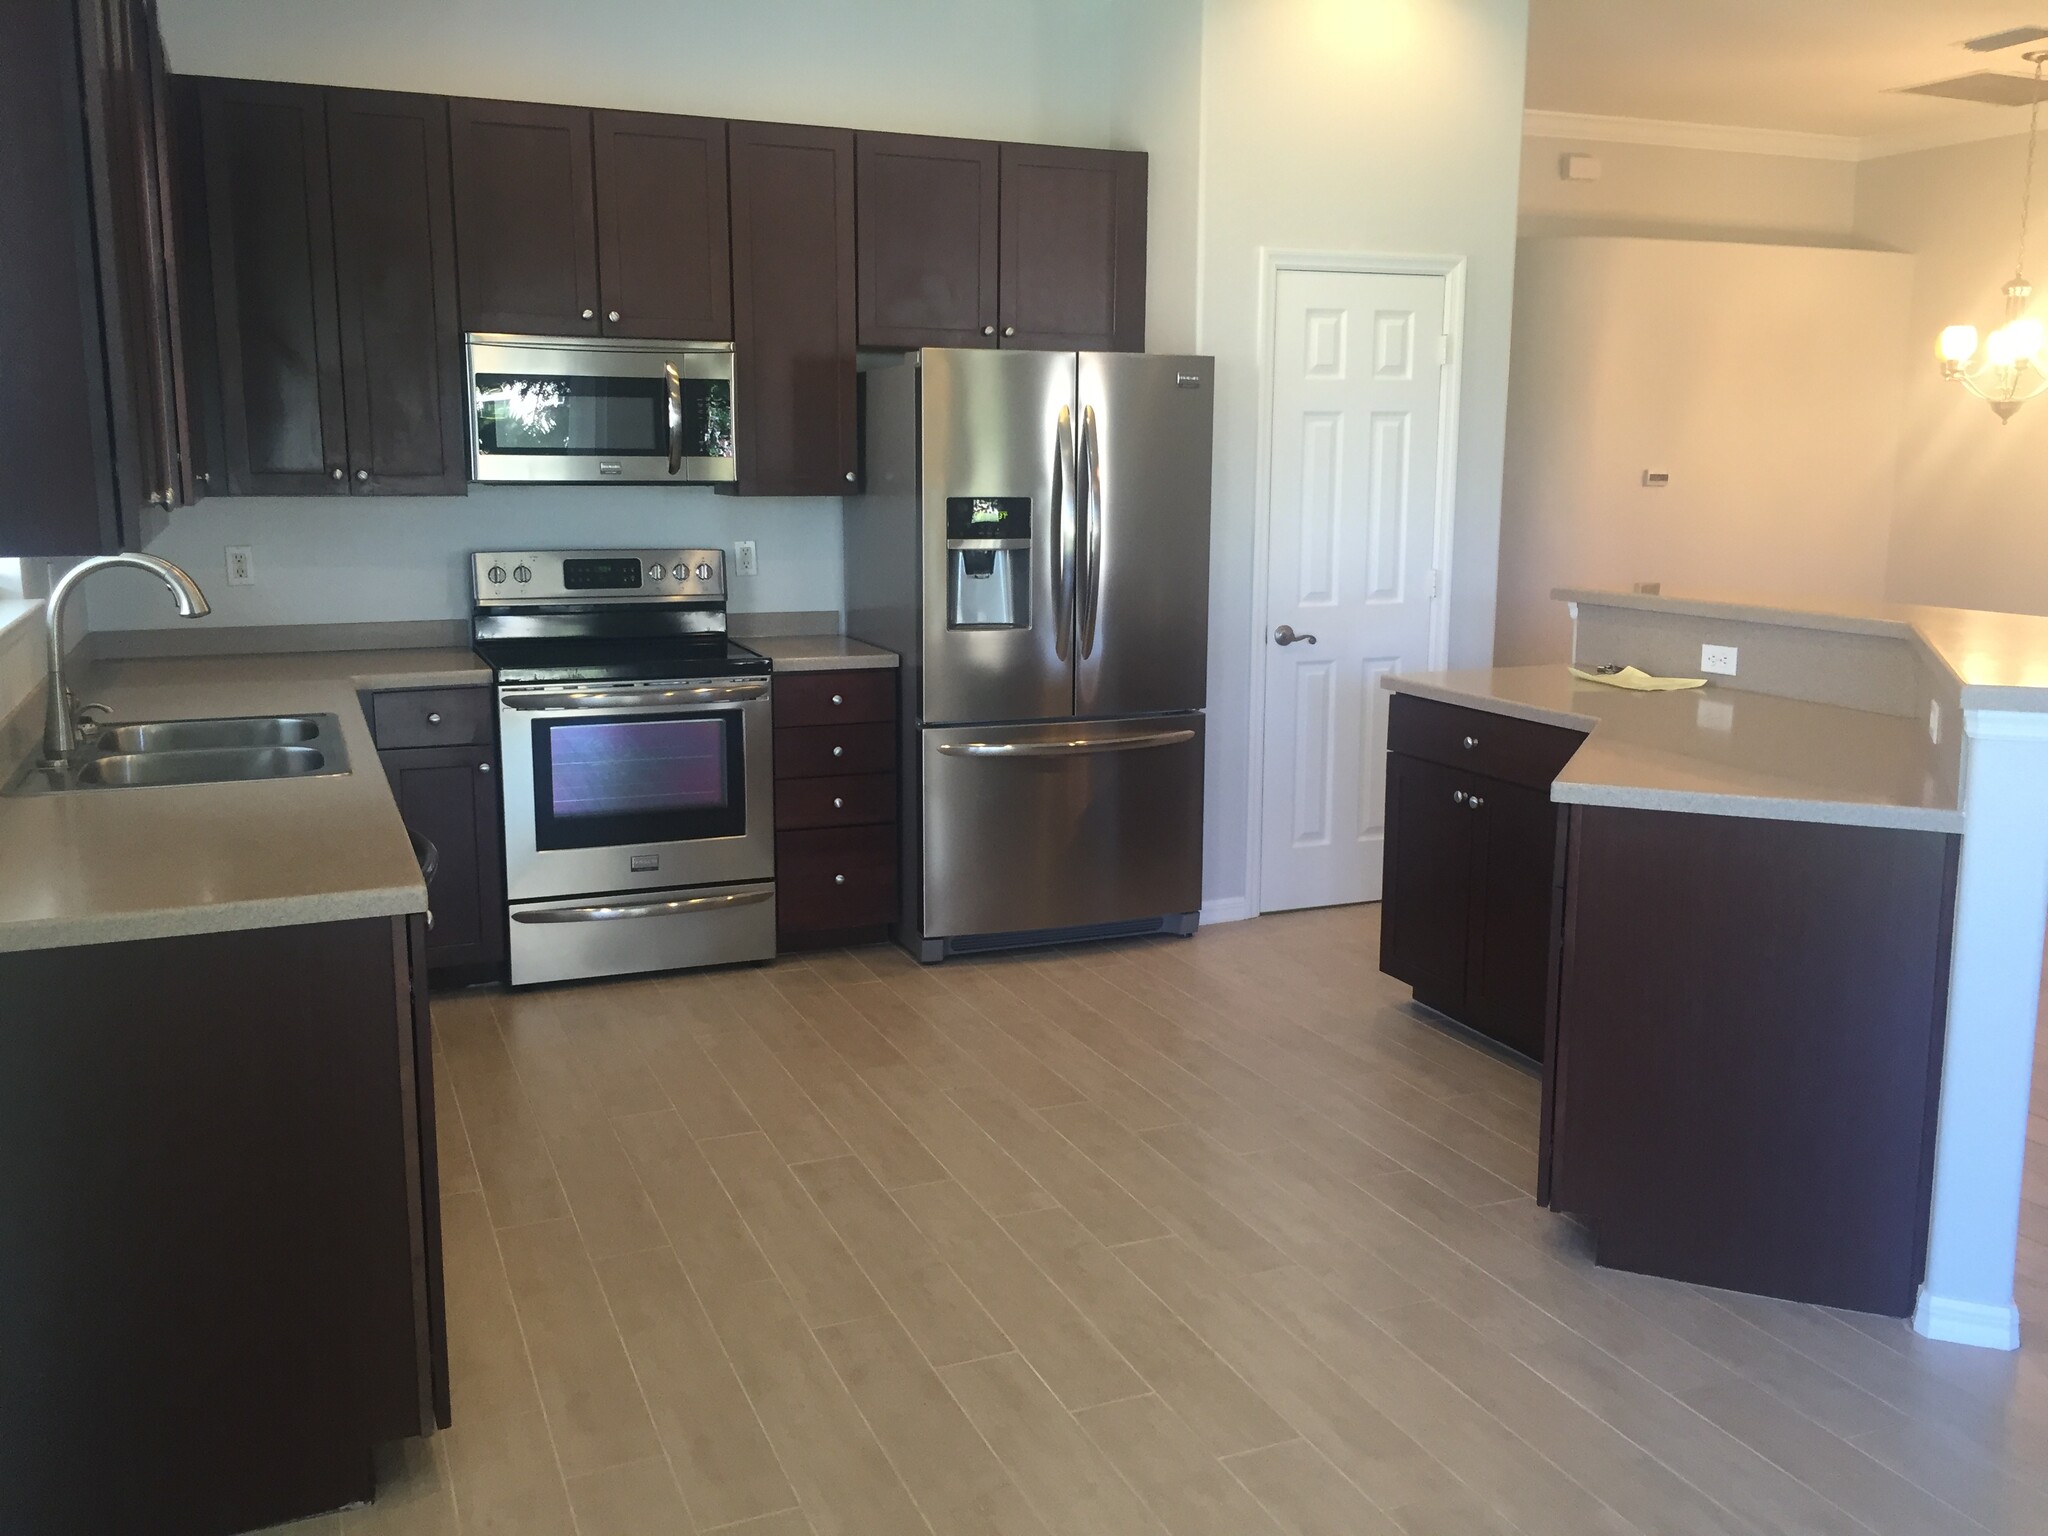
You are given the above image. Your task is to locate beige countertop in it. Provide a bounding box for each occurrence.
[1387,665,1963,833]
[0,647,488,954]
[742,634,899,671]
[1556,588,2048,710]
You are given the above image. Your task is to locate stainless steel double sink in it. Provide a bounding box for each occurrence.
[9,713,352,794]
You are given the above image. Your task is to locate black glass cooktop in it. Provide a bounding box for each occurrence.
[475,635,770,685]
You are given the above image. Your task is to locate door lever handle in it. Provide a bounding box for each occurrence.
[1273,625,1318,647]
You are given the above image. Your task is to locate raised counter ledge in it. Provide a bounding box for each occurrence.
[743,634,899,671]
[0,646,488,955]
[1385,665,1962,833]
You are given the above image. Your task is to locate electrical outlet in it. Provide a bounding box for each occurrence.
[1700,643,1738,676]
[225,546,255,586]
[734,540,758,577]
[1929,698,1943,745]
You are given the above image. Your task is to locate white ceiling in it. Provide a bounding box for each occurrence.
[1526,0,2048,150]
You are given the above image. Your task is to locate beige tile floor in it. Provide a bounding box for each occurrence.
[272,904,2048,1535]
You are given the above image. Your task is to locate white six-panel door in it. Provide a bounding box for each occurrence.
[1259,268,1447,913]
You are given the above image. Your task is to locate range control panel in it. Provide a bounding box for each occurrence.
[472,549,726,604]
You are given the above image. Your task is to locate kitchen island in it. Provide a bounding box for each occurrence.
[1383,589,2048,1349]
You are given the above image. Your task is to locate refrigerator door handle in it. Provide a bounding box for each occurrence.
[936,728,1195,758]
[1054,404,1077,660]
[1079,404,1104,659]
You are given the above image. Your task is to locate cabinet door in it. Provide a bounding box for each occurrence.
[198,77,349,495]
[1465,776,1563,1060]
[1378,751,1475,1010]
[997,143,1146,352]
[593,110,730,340]
[728,121,857,495]
[327,88,467,496]
[381,744,506,979]
[449,99,599,336]
[855,132,999,349]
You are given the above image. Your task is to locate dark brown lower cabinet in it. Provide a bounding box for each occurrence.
[1379,694,1586,1061]
[773,667,899,949]
[1546,806,1958,1316]
[0,914,445,1535]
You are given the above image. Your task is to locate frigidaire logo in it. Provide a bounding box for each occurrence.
[1175,372,1201,388]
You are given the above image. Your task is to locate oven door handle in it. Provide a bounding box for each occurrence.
[937,728,1195,758]
[512,887,774,924]
[666,362,684,476]
[501,682,768,711]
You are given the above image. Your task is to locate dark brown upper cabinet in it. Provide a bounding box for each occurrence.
[2,0,188,557]
[196,77,348,496]
[998,143,1146,352]
[593,110,730,340]
[856,132,999,349]
[327,88,466,495]
[728,121,857,497]
[449,98,600,336]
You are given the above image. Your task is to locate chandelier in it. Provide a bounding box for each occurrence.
[1940,51,2048,422]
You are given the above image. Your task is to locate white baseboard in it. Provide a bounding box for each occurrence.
[1913,1289,2021,1351]
[1199,896,1252,925]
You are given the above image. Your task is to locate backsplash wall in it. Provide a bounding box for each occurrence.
[85,487,843,629]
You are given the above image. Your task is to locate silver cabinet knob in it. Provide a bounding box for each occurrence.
[427,712,442,724]
[831,745,844,757]
[1468,794,1485,811]
[983,325,996,336]
[845,470,856,483]
[355,469,369,481]
[1452,789,1467,804]
[1003,325,1015,336]
[833,796,844,809]
[608,310,620,322]
[330,467,344,481]
[831,693,844,706]
[834,873,846,885]
[581,308,595,320]
[479,761,492,774]
[1463,735,1479,750]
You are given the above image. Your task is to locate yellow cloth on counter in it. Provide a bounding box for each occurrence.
[1567,665,1707,692]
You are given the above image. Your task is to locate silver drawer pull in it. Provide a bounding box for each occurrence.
[427,712,442,724]
[832,745,844,757]
[831,693,844,705]
[939,728,1195,758]
[1463,735,1478,750]
[513,887,773,924]
[833,796,844,809]
[834,874,846,884]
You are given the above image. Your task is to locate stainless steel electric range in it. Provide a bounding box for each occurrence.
[471,549,773,986]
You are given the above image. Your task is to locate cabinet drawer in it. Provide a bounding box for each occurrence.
[773,669,896,728]
[777,825,897,932]
[775,773,895,830]
[774,722,895,778]
[371,687,493,749]
[1387,692,1584,789]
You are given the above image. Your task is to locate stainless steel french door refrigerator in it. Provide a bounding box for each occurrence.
[846,348,1213,961]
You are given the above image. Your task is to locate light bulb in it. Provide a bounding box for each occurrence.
[1990,324,2029,368]
[2008,316,2045,362]
[1940,325,1980,363]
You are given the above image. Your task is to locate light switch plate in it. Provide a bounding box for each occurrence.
[1701,643,1738,676]
[734,540,758,577]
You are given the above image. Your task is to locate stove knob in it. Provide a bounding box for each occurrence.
[512,564,532,583]
[695,561,714,580]
[646,562,665,581]
[671,562,691,582]
[486,564,507,584]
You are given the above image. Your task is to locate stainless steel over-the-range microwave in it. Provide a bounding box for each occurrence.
[466,334,736,484]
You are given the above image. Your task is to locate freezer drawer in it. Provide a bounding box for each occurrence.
[920,714,1204,939]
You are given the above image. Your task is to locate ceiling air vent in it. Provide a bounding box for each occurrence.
[1899,71,2048,106]
[1965,26,2048,53]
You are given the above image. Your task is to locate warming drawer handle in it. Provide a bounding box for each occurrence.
[501,682,767,711]
[512,888,774,924]
[937,728,1195,758]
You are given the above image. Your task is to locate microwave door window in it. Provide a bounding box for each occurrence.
[475,373,669,457]
[532,712,749,850]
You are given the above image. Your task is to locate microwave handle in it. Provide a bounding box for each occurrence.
[666,363,684,476]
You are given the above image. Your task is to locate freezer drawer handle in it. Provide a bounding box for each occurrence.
[501,682,767,711]
[938,728,1195,758]
[512,888,774,924]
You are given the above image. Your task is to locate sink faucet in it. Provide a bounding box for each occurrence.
[41,554,211,768]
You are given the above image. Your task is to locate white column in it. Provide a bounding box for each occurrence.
[1916,708,2048,1349]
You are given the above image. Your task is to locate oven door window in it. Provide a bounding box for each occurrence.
[474,372,732,462]
[529,709,746,850]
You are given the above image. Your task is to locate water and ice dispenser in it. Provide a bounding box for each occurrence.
[946,496,1032,629]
